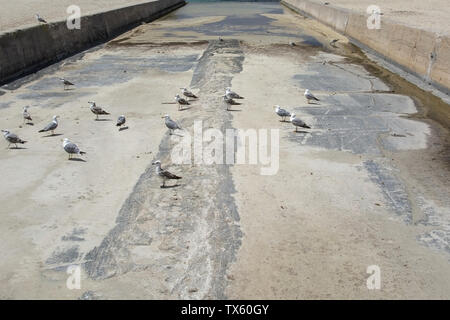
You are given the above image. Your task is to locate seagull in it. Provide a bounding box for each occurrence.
[152,160,182,188]
[175,94,190,111]
[1,130,27,148]
[23,106,32,124]
[39,115,59,135]
[88,101,110,120]
[304,89,320,104]
[162,114,182,135]
[219,36,224,42]
[116,115,126,129]
[180,87,198,99]
[290,114,311,132]
[223,94,241,111]
[59,78,75,90]
[62,138,86,160]
[289,41,297,46]
[35,14,47,24]
[330,39,339,46]
[225,87,244,99]
[274,105,291,122]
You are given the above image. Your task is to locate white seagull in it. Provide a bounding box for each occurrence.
[304,89,320,104]
[225,87,244,99]
[162,114,182,135]
[274,105,291,122]
[39,115,59,135]
[62,138,86,160]
[290,113,311,132]
[2,130,27,148]
[23,106,32,124]
[152,160,182,188]
[59,78,75,90]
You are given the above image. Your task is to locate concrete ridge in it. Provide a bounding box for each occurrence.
[0,0,186,85]
[281,0,450,94]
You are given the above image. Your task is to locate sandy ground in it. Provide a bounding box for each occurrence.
[305,0,450,35]
[0,0,157,32]
[0,2,449,299]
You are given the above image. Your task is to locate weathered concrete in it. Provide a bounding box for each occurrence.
[0,0,186,85]
[281,0,450,94]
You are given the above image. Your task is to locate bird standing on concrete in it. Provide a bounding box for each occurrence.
[223,94,241,111]
[304,89,320,104]
[59,78,75,90]
[2,130,27,148]
[290,114,311,132]
[162,114,182,135]
[152,160,182,188]
[181,87,198,99]
[225,87,244,99]
[88,101,110,120]
[116,115,126,129]
[35,14,48,24]
[274,105,291,122]
[175,94,190,111]
[62,138,86,160]
[39,115,59,135]
[23,106,32,124]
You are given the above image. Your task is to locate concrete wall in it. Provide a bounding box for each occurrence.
[0,0,186,85]
[282,0,450,94]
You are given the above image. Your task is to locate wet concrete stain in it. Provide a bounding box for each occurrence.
[82,39,243,299]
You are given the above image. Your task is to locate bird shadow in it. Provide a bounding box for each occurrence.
[307,102,320,105]
[68,158,86,162]
[95,118,112,122]
[226,109,242,112]
[179,106,192,111]
[118,126,129,131]
[169,132,184,137]
[279,120,290,122]
[8,146,27,150]
[42,133,63,137]
[25,123,34,126]
[293,130,310,134]
[64,88,76,91]
[160,184,182,189]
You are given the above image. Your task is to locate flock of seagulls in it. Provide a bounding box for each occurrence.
[2,69,319,187]
[273,89,319,131]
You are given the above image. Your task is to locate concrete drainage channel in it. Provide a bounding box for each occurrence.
[0,0,187,85]
[82,40,244,299]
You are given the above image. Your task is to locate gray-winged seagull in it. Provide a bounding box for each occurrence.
[116,115,126,129]
[175,94,190,111]
[88,101,110,120]
[162,114,182,135]
[63,138,86,160]
[304,89,320,104]
[181,88,198,99]
[23,106,32,124]
[152,160,182,188]
[275,105,291,122]
[1,130,27,148]
[59,78,75,90]
[223,94,241,111]
[36,14,47,24]
[225,87,244,99]
[39,115,59,135]
[290,113,311,132]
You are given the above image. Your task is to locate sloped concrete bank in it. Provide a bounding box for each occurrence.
[281,0,450,94]
[0,0,186,85]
